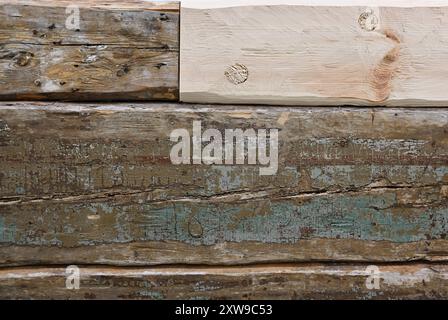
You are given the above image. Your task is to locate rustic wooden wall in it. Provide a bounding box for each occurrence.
[0,1,179,101]
[1,0,448,300]
[0,102,447,299]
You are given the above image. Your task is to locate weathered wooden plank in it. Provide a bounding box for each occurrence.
[0,1,179,100]
[2,187,448,266]
[0,102,447,266]
[180,0,448,106]
[1,264,448,299]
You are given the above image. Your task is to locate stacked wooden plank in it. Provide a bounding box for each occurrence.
[0,0,179,100]
[0,0,447,299]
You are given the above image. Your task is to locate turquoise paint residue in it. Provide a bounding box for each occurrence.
[9,223,16,242]
[283,166,301,186]
[115,206,131,243]
[135,192,448,245]
[15,186,25,195]
[310,165,362,187]
[406,166,421,182]
[310,165,448,189]
[0,216,3,242]
[189,296,209,300]
[310,167,322,180]
[141,204,183,242]
[11,187,447,247]
[0,216,16,243]
[137,290,165,300]
[218,166,243,191]
[429,207,448,236]
[201,166,302,196]
[435,167,448,181]
[98,203,114,214]
[203,166,247,195]
[349,206,429,243]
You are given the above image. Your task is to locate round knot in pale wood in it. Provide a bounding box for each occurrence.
[358,9,379,31]
[225,64,249,85]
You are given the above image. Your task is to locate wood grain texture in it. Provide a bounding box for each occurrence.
[0,1,179,101]
[1,264,448,299]
[0,102,447,266]
[180,0,448,106]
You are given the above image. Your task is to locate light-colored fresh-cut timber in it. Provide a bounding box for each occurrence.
[0,1,179,101]
[180,0,448,106]
[8,0,180,10]
[0,102,447,266]
[1,264,448,299]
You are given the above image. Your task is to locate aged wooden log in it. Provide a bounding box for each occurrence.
[0,102,447,266]
[0,1,179,100]
[1,264,448,299]
[180,0,448,106]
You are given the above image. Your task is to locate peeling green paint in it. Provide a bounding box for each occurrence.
[0,216,16,243]
[5,190,448,246]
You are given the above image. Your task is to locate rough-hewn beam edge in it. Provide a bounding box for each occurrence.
[0,102,446,266]
[1,264,448,299]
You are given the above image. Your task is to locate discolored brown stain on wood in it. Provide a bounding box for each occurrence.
[369,29,401,102]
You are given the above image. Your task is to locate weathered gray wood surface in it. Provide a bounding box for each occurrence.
[1,264,448,299]
[0,1,179,100]
[0,102,447,266]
